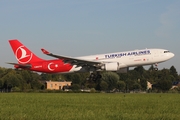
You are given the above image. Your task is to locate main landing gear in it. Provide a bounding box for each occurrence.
[87,72,102,81]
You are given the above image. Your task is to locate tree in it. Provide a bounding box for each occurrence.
[31,80,43,90]
[0,79,3,91]
[101,72,119,91]
[71,74,81,84]
[116,81,126,91]
[170,66,178,80]
[155,69,172,92]
[132,82,141,90]
[139,78,147,90]
[157,79,172,92]
[40,73,53,81]
[0,67,7,77]
[2,72,22,91]
[19,70,32,83]
[71,84,80,91]
[134,66,145,75]
[124,78,135,91]
[0,63,179,92]
[100,81,108,91]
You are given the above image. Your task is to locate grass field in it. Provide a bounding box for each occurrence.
[0,93,180,120]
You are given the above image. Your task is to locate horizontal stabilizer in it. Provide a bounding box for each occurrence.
[7,62,32,68]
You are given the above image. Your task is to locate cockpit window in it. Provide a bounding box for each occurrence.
[164,51,170,53]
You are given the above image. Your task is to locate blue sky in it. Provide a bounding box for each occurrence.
[0,0,180,73]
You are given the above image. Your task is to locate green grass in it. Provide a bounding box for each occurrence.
[0,93,180,120]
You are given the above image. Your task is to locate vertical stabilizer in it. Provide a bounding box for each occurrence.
[9,39,44,64]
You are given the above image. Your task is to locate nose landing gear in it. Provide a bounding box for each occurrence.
[154,63,158,71]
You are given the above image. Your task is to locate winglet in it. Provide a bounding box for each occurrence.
[41,48,50,54]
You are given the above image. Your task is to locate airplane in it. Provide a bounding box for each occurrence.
[8,39,174,80]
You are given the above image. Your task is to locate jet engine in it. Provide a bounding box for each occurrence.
[101,62,119,71]
[100,62,128,73]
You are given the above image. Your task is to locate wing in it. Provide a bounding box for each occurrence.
[41,48,102,68]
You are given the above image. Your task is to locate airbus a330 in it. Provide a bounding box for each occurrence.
[8,39,174,80]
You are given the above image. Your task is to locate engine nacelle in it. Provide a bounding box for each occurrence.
[117,67,129,73]
[101,62,119,71]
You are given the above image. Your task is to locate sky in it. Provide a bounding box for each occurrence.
[0,0,180,73]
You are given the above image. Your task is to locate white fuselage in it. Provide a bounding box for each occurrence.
[71,48,174,72]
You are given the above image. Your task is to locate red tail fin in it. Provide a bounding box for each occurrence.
[9,39,44,64]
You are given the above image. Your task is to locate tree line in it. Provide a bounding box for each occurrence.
[0,65,180,92]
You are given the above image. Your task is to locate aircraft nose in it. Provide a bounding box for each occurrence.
[168,52,175,59]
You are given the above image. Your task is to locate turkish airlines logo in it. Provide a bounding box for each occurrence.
[15,46,33,64]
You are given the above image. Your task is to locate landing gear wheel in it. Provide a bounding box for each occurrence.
[154,68,158,71]
[87,72,102,82]
[154,63,158,71]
